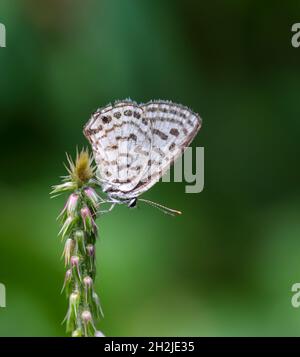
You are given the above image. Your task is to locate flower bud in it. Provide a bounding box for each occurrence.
[62,238,74,266]
[72,329,83,337]
[70,255,81,281]
[65,269,72,279]
[74,230,86,255]
[66,193,79,216]
[61,268,72,294]
[70,255,79,267]
[69,291,80,318]
[83,275,93,304]
[83,276,93,288]
[86,244,95,274]
[81,205,91,219]
[93,292,104,318]
[70,291,80,305]
[58,216,75,239]
[81,310,92,324]
[94,330,105,337]
[51,181,77,196]
[81,206,94,233]
[86,244,95,257]
[81,309,95,336]
[64,291,80,332]
[84,187,100,209]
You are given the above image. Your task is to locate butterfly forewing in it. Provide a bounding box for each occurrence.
[114,102,151,193]
[84,101,152,196]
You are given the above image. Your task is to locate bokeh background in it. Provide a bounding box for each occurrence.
[0,0,300,336]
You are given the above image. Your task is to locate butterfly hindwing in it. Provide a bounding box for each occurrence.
[130,101,201,196]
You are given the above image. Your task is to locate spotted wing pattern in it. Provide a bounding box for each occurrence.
[84,100,151,196]
[134,100,201,196]
[84,100,201,200]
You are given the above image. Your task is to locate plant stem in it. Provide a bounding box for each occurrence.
[51,149,104,337]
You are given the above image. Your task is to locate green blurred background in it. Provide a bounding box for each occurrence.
[1,0,300,336]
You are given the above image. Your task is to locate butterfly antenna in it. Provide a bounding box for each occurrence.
[139,199,182,216]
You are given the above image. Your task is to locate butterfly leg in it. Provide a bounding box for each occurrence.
[98,203,116,214]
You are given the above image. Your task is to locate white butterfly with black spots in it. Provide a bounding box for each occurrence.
[84,99,202,214]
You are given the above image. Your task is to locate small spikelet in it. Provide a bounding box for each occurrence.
[70,148,95,186]
[51,149,96,197]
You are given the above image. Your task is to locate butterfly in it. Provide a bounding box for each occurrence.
[83,99,202,215]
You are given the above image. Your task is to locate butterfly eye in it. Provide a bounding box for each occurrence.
[128,198,137,208]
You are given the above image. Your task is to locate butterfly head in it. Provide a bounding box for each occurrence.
[127,198,137,208]
[106,193,138,209]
